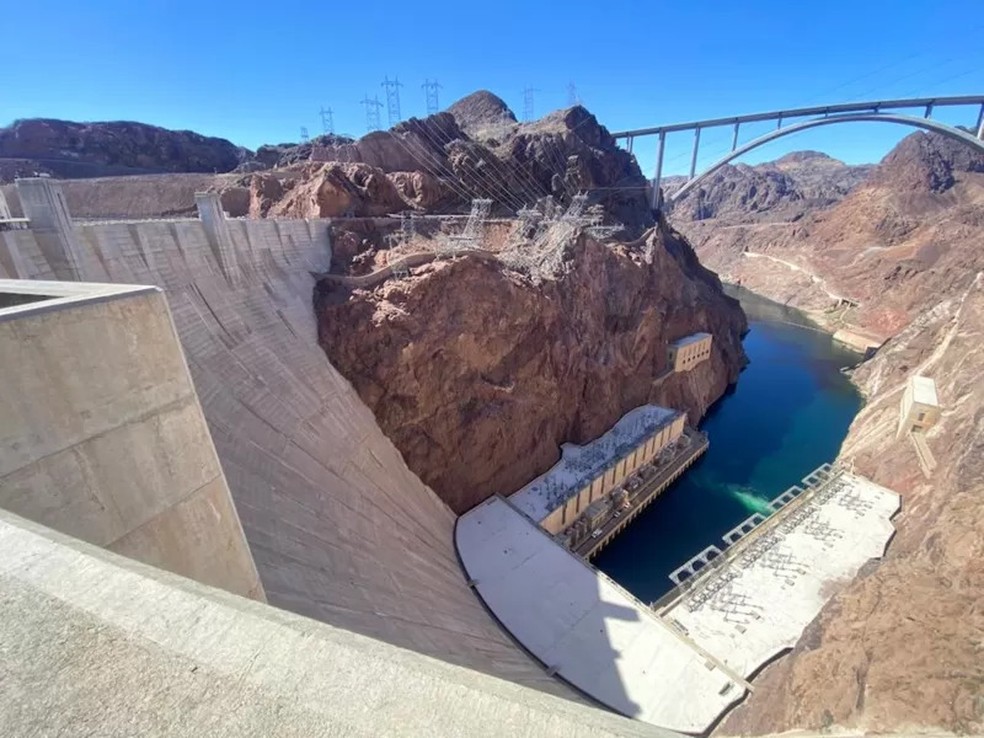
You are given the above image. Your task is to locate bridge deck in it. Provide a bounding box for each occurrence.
[611,95,984,137]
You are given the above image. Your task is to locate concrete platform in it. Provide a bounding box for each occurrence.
[456,497,746,733]
[662,472,900,681]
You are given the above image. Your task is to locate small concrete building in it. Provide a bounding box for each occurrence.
[509,405,686,536]
[898,375,941,437]
[668,332,713,372]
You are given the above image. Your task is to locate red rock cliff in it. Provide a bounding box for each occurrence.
[315,223,747,514]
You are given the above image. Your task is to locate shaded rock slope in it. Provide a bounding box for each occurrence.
[315,222,747,514]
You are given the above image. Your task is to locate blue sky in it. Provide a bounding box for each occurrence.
[3,0,981,176]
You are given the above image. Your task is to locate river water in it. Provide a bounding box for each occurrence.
[593,288,864,602]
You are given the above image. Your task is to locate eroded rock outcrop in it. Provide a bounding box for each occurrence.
[247,162,405,218]
[314,223,747,513]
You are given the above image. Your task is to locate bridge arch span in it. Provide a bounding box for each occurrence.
[670,113,984,203]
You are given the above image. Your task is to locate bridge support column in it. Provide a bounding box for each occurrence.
[689,127,701,180]
[651,131,666,211]
[977,104,984,140]
[925,102,934,118]
[731,122,740,152]
[627,136,634,153]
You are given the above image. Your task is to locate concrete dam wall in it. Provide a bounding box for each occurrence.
[0,179,565,696]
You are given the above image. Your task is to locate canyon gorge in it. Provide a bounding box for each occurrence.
[3,93,983,736]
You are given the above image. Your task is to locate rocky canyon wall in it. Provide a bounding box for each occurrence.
[683,135,984,735]
[315,222,747,514]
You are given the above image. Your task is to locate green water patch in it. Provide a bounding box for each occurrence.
[728,486,775,516]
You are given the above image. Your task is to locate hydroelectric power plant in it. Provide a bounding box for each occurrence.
[1,174,904,734]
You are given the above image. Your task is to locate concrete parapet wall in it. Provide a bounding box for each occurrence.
[0,281,263,600]
[4,178,565,699]
[0,508,662,738]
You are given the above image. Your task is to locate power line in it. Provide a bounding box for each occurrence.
[320,106,335,135]
[360,94,383,133]
[384,121,485,205]
[381,76,404,127]
[424,114,537,210]
[422,79,442,115]
[413,116,526,211]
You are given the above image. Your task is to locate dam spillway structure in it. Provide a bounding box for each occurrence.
[0,177,904,736]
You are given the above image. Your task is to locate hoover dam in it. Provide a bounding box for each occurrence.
[0,175,909,736]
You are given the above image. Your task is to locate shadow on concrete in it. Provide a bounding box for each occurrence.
[455,496,644,719]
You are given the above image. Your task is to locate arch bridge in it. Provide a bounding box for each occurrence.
[610,95,984,208]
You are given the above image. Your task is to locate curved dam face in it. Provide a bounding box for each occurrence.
[0,179,566,697]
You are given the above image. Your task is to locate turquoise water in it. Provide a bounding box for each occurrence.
[593,289,863,602]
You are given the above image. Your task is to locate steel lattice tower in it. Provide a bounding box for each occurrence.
[523,87,536,122]
[299,126,310,143]
[381,76,403,127]
[360,94,384,132]
[320,106,335,135]
[422,79,442,115]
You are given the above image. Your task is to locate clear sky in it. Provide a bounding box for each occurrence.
[3,0,981,176]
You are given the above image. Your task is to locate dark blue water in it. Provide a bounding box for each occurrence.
[593,289,863,602]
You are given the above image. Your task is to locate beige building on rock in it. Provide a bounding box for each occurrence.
[509,405,686,537]
[898,375,941,437]
[669,332,713,372]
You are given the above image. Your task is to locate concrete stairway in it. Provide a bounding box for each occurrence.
[909,431,937,478]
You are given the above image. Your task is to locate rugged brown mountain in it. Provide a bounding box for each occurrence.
[667,151,871,223]
[684,133,984,735]
[314,222,747,514]
[0,118,246,182]
[675,133,984,338]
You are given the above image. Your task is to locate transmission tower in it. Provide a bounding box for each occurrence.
[299,126,310,143]
[320,106,335,135]
[422,79,442,115]
[523,87,537,122]
[567,82,580,106]
[360,94,383,132]
[381,76,403,127]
